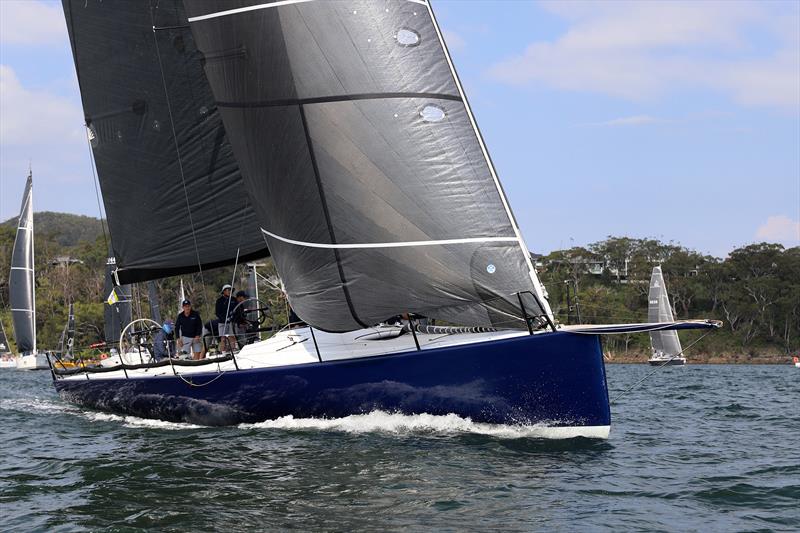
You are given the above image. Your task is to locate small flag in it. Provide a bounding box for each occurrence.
[107,288,119,305]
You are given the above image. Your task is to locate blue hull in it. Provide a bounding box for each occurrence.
[53,331,610,428]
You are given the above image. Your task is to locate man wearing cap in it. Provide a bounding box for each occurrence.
[215,284,237,353]
[175,299,203,360]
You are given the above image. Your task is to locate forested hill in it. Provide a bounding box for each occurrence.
[0,211,797,362]
[1,212,105,248]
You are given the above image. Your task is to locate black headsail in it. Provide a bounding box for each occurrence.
[10,173,36,354]
[185,0,553,332]
[62,0,269,284]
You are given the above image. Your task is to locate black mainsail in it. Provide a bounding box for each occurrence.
[185,0,553,332]
[62,0,269,284]
[10,173,36,354]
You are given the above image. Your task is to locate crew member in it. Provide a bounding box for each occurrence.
[175,299,203,360]
[153,320,175,362]
[215,284,237,353]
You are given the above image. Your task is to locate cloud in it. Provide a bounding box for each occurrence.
[488,1,800,112]
[0,65,84,147]
[756,215,800,244]
[583,114,664,127]
[442,29,466,52]
[0,0,67,46]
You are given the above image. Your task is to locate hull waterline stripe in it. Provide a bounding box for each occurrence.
[189,0,428,22]
[217,92,462,109]
[262,228,517,249]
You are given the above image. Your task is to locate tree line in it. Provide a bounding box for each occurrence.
[0,214,797,360]
[539,237,799,359]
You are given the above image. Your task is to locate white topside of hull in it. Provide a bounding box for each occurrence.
[59,326,530,381]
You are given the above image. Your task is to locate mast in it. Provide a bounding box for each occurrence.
[147,281,162,323]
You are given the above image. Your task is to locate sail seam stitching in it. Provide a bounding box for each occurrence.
[216,92,461,108]
[261,229,518,249]
[298,104,368,328]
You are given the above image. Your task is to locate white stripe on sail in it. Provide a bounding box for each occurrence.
[262,228,517,250]
[11,308,34,312]
[188,0,428,22]
[10,266,34,271]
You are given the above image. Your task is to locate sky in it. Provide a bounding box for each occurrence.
[0,0,798,258]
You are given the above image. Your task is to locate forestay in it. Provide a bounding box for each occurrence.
[10,173,36,354]
[186,0,553,332]
[62,0,269,284]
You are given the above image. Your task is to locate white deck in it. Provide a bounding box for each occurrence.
[60,326,530,381]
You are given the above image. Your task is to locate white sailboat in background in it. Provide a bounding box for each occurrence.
[10,172,48,370]
[0,318,16,368]
[648,266,686,366]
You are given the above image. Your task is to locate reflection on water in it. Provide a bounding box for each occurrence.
[0,365,797,531]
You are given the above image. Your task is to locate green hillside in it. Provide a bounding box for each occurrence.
[1,211,105,248]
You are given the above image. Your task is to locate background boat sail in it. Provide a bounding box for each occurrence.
[0,318,16,368]
[10,172,48,370]
[53,0,717,435]
[648,266,686,366]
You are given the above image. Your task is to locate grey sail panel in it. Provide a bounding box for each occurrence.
[103,258,132,343]
[186,0,547,331]
[648,266,682,357]
[62,0,269,284]
[10,174,36,354]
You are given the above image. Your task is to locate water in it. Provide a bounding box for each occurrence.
[1,366,797,532]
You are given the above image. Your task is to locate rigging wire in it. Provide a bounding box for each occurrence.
[609,329,715,405]
[84,130,110,255]
[149,3,213,326]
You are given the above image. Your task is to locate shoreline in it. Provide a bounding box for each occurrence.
[603,351,793,365]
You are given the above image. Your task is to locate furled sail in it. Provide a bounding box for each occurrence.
[62,0,269,284]
[185,0,553,331]
[648,266,683,357]
[103,257,131,343]
[148,281,162,323]
[10,173,36,354]
[59,302,76,357]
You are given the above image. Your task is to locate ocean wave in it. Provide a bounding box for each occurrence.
[239,410,606,439]
[0,397,201,431]
[0,397,80,416]
[80,411,203,430]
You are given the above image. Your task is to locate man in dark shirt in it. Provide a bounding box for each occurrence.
[215,284,237,353]
[175,299,203,360]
